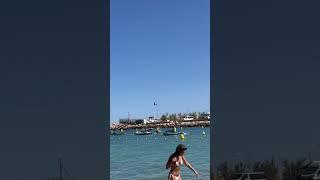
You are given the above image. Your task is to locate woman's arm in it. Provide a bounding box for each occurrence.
[182,156,199,177]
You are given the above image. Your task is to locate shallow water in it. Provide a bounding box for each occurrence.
[110,127,210,180]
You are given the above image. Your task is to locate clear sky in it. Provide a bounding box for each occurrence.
[111,0,210,122]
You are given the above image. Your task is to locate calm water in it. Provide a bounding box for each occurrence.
[110,127,210,180]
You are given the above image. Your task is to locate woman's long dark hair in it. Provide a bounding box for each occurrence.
[167,144,187,168]
[172,148,185,157]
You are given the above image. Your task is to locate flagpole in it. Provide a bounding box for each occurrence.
[153,99,156,120]
[153,98,157,120]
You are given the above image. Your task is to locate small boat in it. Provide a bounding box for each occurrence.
[134,131,153,135]
[111,131,126,135]
[163,130,184,135]
[155,127,162,133]
[110,129,126,135]
[155,129,162,133]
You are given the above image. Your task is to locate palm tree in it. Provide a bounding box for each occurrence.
[160,115,167,121]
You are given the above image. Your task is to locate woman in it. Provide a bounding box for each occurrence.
[166,144,199,180]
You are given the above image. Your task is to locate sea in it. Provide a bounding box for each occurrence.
[110,127,210,180]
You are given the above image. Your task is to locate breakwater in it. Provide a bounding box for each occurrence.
[110,120,210,130]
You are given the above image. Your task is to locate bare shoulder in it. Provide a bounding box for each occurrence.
[172,156,177,162]
[181,155,188,163]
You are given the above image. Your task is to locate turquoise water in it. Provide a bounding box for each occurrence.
[110,127,210,180]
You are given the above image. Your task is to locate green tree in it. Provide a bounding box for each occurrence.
[190,112,198,119]
[199,112,207,119]
[160,115,167,121]
[171,114,177,121]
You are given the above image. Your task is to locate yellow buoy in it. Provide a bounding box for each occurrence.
[179,134,185,140]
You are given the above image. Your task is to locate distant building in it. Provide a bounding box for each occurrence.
[119,118,147,124]
[183,116,194,121]
[134,119,146,124]
[119,118,135,124]
[205,112,210,120]
[147,116,159,123]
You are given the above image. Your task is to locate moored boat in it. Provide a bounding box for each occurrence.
[111,131,126,135]
[155,127,162,133]
[163,129,184,135]
[134,130,153,135]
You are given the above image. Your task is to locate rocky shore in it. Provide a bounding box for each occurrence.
[110,120,210,130]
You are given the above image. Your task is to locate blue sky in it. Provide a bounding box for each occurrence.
[111,0,210,122]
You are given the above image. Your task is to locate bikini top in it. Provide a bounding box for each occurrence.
[174,157,183,167]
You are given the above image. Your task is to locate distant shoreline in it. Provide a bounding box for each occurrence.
[110,119,210,130]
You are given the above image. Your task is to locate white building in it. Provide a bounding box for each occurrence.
[183,116,194,121]
[206,112,211,120]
